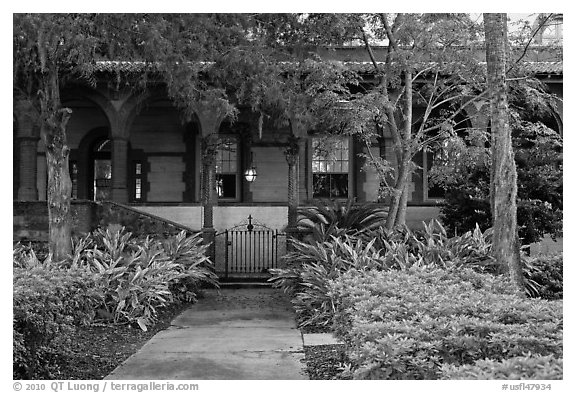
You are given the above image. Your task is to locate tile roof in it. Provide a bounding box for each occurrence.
[90,60,562,75]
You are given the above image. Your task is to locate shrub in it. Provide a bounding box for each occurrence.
[69,227,218,330]
[360,220,497,272]
[13,266,102,379]
[523,253,563,300]
[441,355,563,380]
[272,220,504,329]
[330,268,563,380]
[270,235,385,328]
[431,120,562,245]
[13,227,217,378]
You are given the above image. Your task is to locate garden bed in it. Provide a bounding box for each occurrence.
[304,344,350,380]
[48,302,191,380]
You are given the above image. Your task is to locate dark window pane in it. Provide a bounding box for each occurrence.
[216,174,236,199]
[313,174,348,198]
[331,174,349,198]
[313,174,330,198]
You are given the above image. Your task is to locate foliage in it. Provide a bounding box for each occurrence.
[441,355,562,380]
[359,220,498,273]
[13,265,102,379]
[13,227,217,378]
[272,220,510,328]
[270,235,385,328]
[67,227,218,330]
[14,14,117,260]
[330,268,563,380]
[430,118,563,245]
[14,227,217,331]
[337,13,485,229]
[297,199,387,242]
[522,253,563,300]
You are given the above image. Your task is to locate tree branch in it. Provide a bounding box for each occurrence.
[506,13,554,74]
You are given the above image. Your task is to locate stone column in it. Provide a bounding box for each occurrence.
[201,135,218,261]
[194,103,227,264]
[17,136,40,201]
[284,137,300,248]
[111,136,129,203]
[201,135,218,229]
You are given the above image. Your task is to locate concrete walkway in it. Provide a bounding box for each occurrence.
[106,287,308,380]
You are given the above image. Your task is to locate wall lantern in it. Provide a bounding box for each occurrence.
[244,153,257,182]
[244,167,257,182]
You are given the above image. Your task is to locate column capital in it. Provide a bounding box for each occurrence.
[193,100,233,137]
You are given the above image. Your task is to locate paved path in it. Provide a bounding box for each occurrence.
[106,288,308,380]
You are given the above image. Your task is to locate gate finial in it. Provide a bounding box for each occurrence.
[247,214,254,232]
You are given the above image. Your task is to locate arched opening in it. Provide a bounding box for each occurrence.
[91,138,112,201]
[73,127,110,200]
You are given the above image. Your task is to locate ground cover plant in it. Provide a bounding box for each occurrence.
[13,227,217,379]
[330,268,562,380]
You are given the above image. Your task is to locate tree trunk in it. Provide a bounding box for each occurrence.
[394,69,413,227]
[484,13,525,295]
[41,108,73,262]
[386,69,413,230]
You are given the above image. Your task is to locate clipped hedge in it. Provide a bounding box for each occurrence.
[13,266,102,379]
[330,268,563,380]
[442,355,563,380]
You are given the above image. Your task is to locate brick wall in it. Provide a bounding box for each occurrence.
[99,202,198,237]
[13,200,198,246]
[13,201,97,243]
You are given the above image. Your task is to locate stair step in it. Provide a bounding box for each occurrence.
[218,282,272,289]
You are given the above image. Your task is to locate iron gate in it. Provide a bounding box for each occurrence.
[219,215,284,279]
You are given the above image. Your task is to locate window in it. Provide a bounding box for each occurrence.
[70,161,78,199]
[133,161,144,202]
[215,137,239,200]
[312,137,350,198]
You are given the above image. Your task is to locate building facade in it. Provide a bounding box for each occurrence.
[13,45,563,275]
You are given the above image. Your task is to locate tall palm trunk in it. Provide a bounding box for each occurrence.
[484,13,525,295]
